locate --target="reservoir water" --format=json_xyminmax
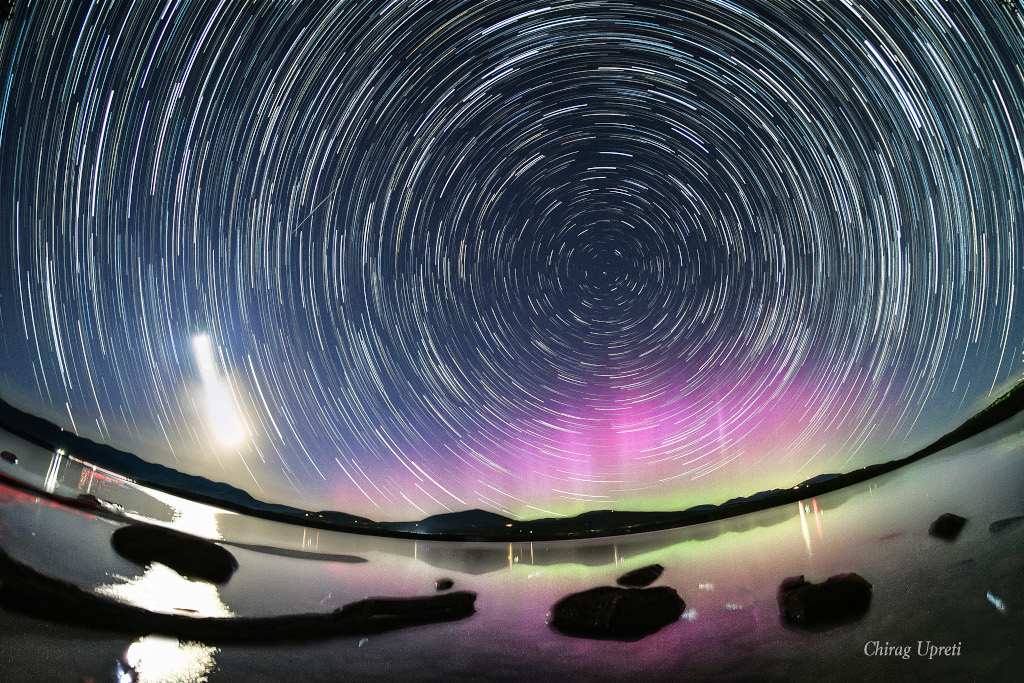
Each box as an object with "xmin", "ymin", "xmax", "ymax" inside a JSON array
[{"xmin": 1, "ymin": 416, "xmax": 1022, "ymax": 681}]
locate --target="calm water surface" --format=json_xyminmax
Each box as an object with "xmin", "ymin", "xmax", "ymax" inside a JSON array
[{"xmin": 0, "ymin": 418, "xmax": 1022, "ymax": 681}]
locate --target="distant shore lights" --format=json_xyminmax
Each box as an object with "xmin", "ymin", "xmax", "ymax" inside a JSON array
[{"xmin": 191, "ymin": 334, "xmax": 245, "ymax": 446}]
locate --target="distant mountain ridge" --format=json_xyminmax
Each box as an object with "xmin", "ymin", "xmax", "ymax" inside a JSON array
[{"xmin": 2, "ymin": 378, "xmax": 1023, "ymax": 541}]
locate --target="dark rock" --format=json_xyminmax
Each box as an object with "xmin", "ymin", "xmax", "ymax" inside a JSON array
[
  {"xmin": 778, "ymin": 573, "xmax": 872, "ymax": 627},
  {"xmin": 616, "ymin": 563, "xmax": 664, "ymax": 587},
  {"xmin": 550, "ymin": 586, "xmax": 685, "ymax": 640},
  {"xmin": 929, "ymin": 513, "xmax": 967, "ymax": 541},
  {"xmin": 989, "ymin": 516, "xmax": 1024, "ymax": 534},
  {"xmin": 335, "ymin": 592, "xmax": 476, "ymax": 633},
  {"xmin": 112, "ymin": 524, "xmax": 238, "ymax": 584},
  {"xmin": 435, "ymin": 578, "xmax": 454, "ymax": 591},
  {"xmin": 0, "ymin": 451, "xmax": 17, "ymax": 465}
]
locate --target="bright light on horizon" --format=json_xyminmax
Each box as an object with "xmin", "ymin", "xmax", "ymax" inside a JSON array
[{"xmin": 191, "ymin": 334, "xmax": 245, "ymax": 447}]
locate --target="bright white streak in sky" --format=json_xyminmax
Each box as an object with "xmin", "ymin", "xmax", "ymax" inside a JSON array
[{"xmin": 191, "ymin": 333, "xmax": 244, "ymax": 447}]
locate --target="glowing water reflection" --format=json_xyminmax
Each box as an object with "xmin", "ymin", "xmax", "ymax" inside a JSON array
[
  {"xmin": 124, "ymin": 635, "xmax": 218, "ymax": 683},
  {"xmin": 140, "ymin": 488, "xmax": 223, "ymax": 541},
  {"xmin": 99, "ymin": 559, "xmax": 229, "ymax": 683},
  {"xmin": 96, "ymin": 563, "xmax": 233, "ymax": 617}
]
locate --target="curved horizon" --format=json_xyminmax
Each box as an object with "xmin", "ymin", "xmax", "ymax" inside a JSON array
[{"xmin": 2, "ymin": 375, "xmax": 1021, "ymax": 542}]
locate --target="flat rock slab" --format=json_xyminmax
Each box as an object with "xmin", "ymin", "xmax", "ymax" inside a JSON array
[
  {"xmin": 778, "ymin": 573, "xmax": 872, "ymax": 627},
  {"xmin": 616, "ymin": 563, "xmax": 664, "ymax": 587},
  {"xmin": 550, "ymin": 585, "xmax": 685, "ymax": 640},
  {"xmin": 989, "ymin": 515, "xmax": 1024, "ymax": 534},
  {"xmin": 929, "ymin": 513, "xmax": 967, "ymax": 541},
  {"xmin": 112, "ymin": 524, "xmax": 238, "ymax": 584}
]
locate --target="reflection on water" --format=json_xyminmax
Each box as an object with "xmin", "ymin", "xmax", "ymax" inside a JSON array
[
  {"xmin": 97, "ymin": 527, "xmax": 229, "ymax": 683},
  {"xmin": 798, "ymin": 501, "xmax": 813, "ymax": 557},
  {"xmin": 0, "ymin": 417, "xmax": 1023, "ymax": 679},
  {"xmin": 986, "ymin": 591, "xmax": 1007, "ymax": 614},
  {"xmin": 96, "ymin": 563, "xmax": 233, "ymax": 617},
  {"xmin": 42, "ymin": 451, "xmax": 61, "ymax": 493},
  {"xmin": 138, "ymin": 488, "xmax": 222, "ymax": 541},
  {"xmin": 123, "ymin": 634, "xmax": 218, "ymax": 683}
]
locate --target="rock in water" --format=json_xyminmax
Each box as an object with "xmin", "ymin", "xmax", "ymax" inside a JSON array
[
  {"xmin": 112, "ymin": 524, "xmax": 238, "ymax": 584},
  {"xmin": 989, "ymin": 516, "xmax": 1024, "ymax": 534},
  {"xmin": 778, "ymin": 573, "xmax": 872, "ymax": 627},
  {"xmin": 550, "ymin": 586, "xmax": 685, "ymax": 640},
  {"xmin": 435, "ymin": 578, "xmax": 454, "ymax": 591},
  {"xmin": 335, "ymin": 592, "xmax": 477, "ymax": 633},
  {"xmin": 929, "ymin": 513, "xmax": 967, "ymax": 541},
  {"xmin": 616, "ymin": 563, "xmax": 664, "ymax": 587}
]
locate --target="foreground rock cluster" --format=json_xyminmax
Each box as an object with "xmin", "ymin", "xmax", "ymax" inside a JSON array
[{"xmin": 550, "ymin": 561, "xmax": 877, "ymax": 639}]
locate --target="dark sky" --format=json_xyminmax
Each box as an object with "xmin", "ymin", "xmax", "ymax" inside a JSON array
[{"xmin": 1, "ymin": 0, "xmax": 1022, "ymax": 521}]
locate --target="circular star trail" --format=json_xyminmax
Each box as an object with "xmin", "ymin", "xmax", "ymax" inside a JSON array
[{"xmin": 1, "ymin": 0, "xmax": 1023, "ymax": 520}]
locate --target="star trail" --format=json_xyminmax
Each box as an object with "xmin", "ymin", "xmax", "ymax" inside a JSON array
[{"xmin": 1, "ymin": 0, "xmax": 1022, "ymax": 521}]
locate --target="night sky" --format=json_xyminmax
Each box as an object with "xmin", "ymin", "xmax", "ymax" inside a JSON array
[{"xmin": 1, "ymin": 0, "xmax": 1022, "ymax": 521}]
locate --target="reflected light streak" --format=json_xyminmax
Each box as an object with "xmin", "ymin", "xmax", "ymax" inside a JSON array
[
  {"xmin": 43, "ymin": 453, "xmax": 60, "ymax": 493},
  {"xmin": 987, "ymin": 591, "xmax": 1008, "ymax": 614},
  {"xmin": 191, "ymin": 334, "xmax": 244, "ymax": 447},
  {"xmin": 798, "ymin": 501, "xmax": 813, "ymax": 557}
]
